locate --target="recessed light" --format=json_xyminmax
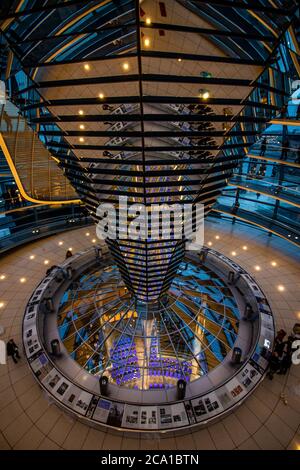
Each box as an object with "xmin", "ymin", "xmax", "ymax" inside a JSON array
[
  {"xmin": 29, "ymin": 255, "xmax": 35, "ymax": 260},
  {"xmin": 99, "ymin": 93, "xmax": 105, "ymax": 99},
  {"xmin": 0, "ymin": 275, "xmax": 6, "ymax": 280},
  {"xmin": 208, "ymin": 241, "xmax": 212, "ymax": 246},
  {"xmin": 79, "ymin": 137, "xmax": 85, "ymax": 143},
  {"xmin": 177, "ymin": 58, "xmax": 182, "ymax": 62},
  {"xmin": 44, "ymin": 260, "xmax": 49, "ymax": 265},
  {"xmin": 242, "ymin": 246, "xmax": 248, "ymax": 250},
  {"xmin": 215, "ymin": 235, "xmax": 220, "ymax": 240},
  {"xmin": 86, "ymin": 232, "xmax": 90, "ymax": 236},
  {"xmin": 199, "ymin": 89, "xmax": 210, "ymax": 99},
  {"xmin": 79, "ymin": 124, "xmax": 85, "ymax": 130},
  {"xmin": 122, "ymin": 62, "xmax": 129, "ymax": 71},
  {"xmin": 231, "ymin": 251, "xmax": 236, "ymax": 256},
  {"xmin": 20, "ymin": 278, "xmax": 26, "ymax": 283},
  {"xmin": 144, "ymin": 38, "xmax": 150, "ymax": 47},
  {"xmin": 58, "ymin": 241, "xmax": 63, "ymax": 246},
  {"xmin": 278, "ymin": 285, "xmax": 285, "ymax": 292},
  {"xmin": 0, "ymin": 302, "xmax": 4, "ymax": 308},
  {"xmin": 254, "ymin": 265, "xmax": 261, "ymax": 271},
  {"xmin": 84, "ymin": 64, "xmax": 90, "ymax": 71},
  {"xmin": 92, "ymin": 239, "xmax": 96, "ymax": 243},
  {"xmin": 145, "ymin": 17, "xmax": 151, "ymax": 25},
  {"xmin": 271, "ymin": 261, "xmax": 277, "ymax": 267},
  {"xmin": 68, "ymin": 247, "xmax": 73, "ymax": 251}
]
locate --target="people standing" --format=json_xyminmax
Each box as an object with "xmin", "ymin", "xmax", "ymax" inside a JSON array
[
  {"xmin": 260, "ymin": 137, "xmax": 267, "ymax": 157},
  {"xmin": 278, "ymin": 336, "xmax": 294, "ymax": 375},
  {"xmin": 6, "ymin": 339, "xmax": 21, "ymax": 364},
  {"xmin": 267, "ymin": 352, "xmax": 279, "ymax": 380}
]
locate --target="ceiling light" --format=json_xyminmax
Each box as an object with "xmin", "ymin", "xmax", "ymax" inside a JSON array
[
  {"xmin": 92, "ymin": 239, "xmax": 96, "ymax": 243},
  {"xmin": 254, "ymin": 265, "xmax": 261, "ymax": 271},
  {"xmin": 68, "ymin": 247, "xmax": 73, "ymax": 251},
  {"xmin": 177, "ymin": 58, "xmax": 182, "ymax": 62},
  {"xmin": 29, "ymin": 255, "xmax": 35, "ymax": 260},
  {"xmin": 278, "ymin": 285, "xmax": 285, "ymax": 292},
  {"xmin": 0, "ymin": 302, "xmax": 4, "ymax": 308},
  {"xmin": 79, "ymin": 124, "xmax": 85, "ymax": 130},
  {"xmin": 99, "ymin": 93, "xmax": 105, "ymax": 99},
  {"xmin": 78, "ymin": 110, "xmax": 84, "ymax": 115},
  {"xmin": 271, "ymin": 261, "xmax": 277, "ymax": 267},
  {"xmin": 199, "ymin": 89, "xmax": 210, "ymax": 99},
  {"xmin": 58, "ymin": 241, "xmax": 63, "ymax": 246},
  {"xmin": 242, "ymin": 246, "xmax": 248, "ymax": 250},
  {"xmin": 231, "ymin": 251, "xmax": 236, "ymax": 256},
  {"xmin": 44, "ymin": 260, "xmax": 49, "ymax": 265},
  {"xmin": 79, "ymin": 137, "xmax": 85, "ymax": 143},
  {"xmin": 208, "ymin": 241, "xmax": 212, "ymax": 246},
  {"xmin": 84, "ymin": 64, "xmax": 90, "ymax": 71},
  {"xmin": 86, "ymin": 232, "xmax": 90, "ymax": 236},
  {"xmin": 145, "ymin": 17, "xmax": 151, "ymax": 25},
  {"xmin": 215, "ymin": 235, "xmax": 220, "ymax": 240},
  {"xmin": 20, "ymin": 278, "xmax": 26, "ymax": 283},
  {"xmin": 0, "ymin": 275, "xmax": 6, "ymax": 280},
  {"xmin": 122, "ymin": 62, "xmax": 129, "ymax": 71},
  {"xmin": 144, "ymin": 38, "xmax": 150, "ymax": 47}
]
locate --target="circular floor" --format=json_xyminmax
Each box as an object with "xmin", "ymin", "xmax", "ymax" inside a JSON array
[{"xmin": 0, "ymin": 219, "xmax": 299, "ymax": 449}]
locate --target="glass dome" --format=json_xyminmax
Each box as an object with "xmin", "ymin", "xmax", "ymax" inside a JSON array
[{"xmin": 57, "ymin": 259, "xmax": 240, "ymax": 390}]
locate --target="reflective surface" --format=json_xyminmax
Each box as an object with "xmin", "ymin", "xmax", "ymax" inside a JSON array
[{"xmin": 58, "ymin": 259, "xmax": 239, "ymax": 390}]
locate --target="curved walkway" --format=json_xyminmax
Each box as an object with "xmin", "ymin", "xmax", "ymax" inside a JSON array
[{"xmin": 0, "ymin": 222, "xmax": 299, "ymax": 450}]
